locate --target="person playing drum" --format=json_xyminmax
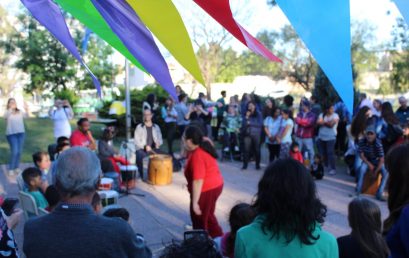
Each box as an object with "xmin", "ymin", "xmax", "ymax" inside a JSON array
[
  {"xmin": 134, "ymin": 109, "xmax": 163, "ymax": 179},
  {"xmin": 182, "ymin": 125, "xmax": 224, "ymax": 238}
]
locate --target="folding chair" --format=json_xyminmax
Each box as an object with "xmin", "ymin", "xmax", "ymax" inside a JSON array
[
  {"xmin": 18, "ymin": 191, "xmax": 39, "ymax": 220},
  {"xmin": 16, "ymin": 174, "xmax": 25, "ymax": 191}
]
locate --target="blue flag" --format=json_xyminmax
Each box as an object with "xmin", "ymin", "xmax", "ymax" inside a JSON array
[
  {"xmin": 275, "ymin": 0, "xmax": 354, "ymax": 112},
  {"xmin": 82, "ymin": 28, "xmax": 93, "ymax": 55},
  {"xmin": 394, "ymin": 0, "xmax": 409, "ymax": 25}
]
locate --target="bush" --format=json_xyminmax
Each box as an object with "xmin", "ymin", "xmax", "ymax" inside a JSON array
[
  {"xmin": 53, "ymin": 88, "xmax": 80, "ymax": 106},
  {"xmin": 98, "ymin": 84, "xmax": 170, "ymax": 136}
]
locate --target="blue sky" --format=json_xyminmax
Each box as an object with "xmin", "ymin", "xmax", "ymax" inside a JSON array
[{"xmin": 1, "ymin": 0, "xmax": 403, "ymax": 52}]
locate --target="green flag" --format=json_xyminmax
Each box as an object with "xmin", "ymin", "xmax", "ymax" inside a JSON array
[
  {"xmin": 55, "ymin": 0, "xmax": 146, "ymax": 72},
  {"xmin": 126, "ymin": 0, "xmax": 204, "ymax": 85}
]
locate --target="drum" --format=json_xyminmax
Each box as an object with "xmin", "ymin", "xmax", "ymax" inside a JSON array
[
  {"xmin": 97, "ymin": 190, "xmax": 119, "ymax": 207},
  {"xmin": 363, "ymin": 171, "xmax": 381, "ymax": 196},
  {"xmin": 99, "ymin": 178, "xmax": 113, "ymax": 190},
  {"xmin": 148, "ymin": 154, "xmax": 173, "ymax": 185},
  {"xmin": 120, "ymin": 165, "xmax": 137, "ymax": 189}
]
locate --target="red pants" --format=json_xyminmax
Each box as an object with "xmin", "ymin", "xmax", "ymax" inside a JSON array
[
  {"xmin": 190, "ymin": 185, "xmax": 223, "ymax": 238},
  {"xmin": 108, "ymin": 156, "xmax": 129, "ymax": 186}
]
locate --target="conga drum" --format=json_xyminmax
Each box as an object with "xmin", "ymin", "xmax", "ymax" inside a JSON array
[
  {"xmin": 148, "ymin": 154, "xmax": 173, "ymax": 185},
  {"xmin": 99, "ymin": 178, "xmax": 113, "ymax": 191},
  {"xmin": 120, "ymin": 165, "xmax": 137, "ymax": 189},
  {"xmin": 362, "ymin": 171, "xmax": 382, "ymax": 196}
]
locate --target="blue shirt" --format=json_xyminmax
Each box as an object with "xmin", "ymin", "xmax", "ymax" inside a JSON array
[
  {"xmin": 161, "ymin": 106, "xmax": 177, "ymax": 123},
  {"xmin": 264, "ymin": 116, "xmax": 282, "ymax": 144}
]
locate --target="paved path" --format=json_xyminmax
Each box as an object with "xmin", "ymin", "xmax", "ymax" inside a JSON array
[{"xmin": 1, "ymin": 158, "xmax": 389, "ymax": 258}]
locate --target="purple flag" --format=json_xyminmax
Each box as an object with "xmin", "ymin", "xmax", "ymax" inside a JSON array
[
  {"xmin": 20, "ymin": 0, "xmax": 101, "ymax": 96},
  {"xmin": 91, "ymin": 0, "xmax": 177, "ymax": 99}
]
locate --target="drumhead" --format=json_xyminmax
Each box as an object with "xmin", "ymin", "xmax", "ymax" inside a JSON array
[
  {"xmin": 119, "ymin": 165, "xmax": 137, "ymax": 171},
  {"xmin": 149, "ymin": 154, "xmax": 172, "ymax": 160},
  {"xmin": 100, "ymin": 178, "xmax": 113, "ymax": 184}
]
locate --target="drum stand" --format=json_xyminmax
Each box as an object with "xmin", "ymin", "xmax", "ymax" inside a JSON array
[{"xmin": 120, "ymin": 142, "xmax": 145, "ymax": 198}]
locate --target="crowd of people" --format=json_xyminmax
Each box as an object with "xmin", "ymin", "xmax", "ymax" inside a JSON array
[{"xmin": 2, "ymin": 87, "xmax": 409, "ymax": 257}]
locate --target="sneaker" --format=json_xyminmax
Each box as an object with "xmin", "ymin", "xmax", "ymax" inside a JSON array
[
  {"xmin": 14, "ymin": 168, "xmax": 22, "ymax": 175},
  {"xmin": 234, "ymin": 146, "xmax": 239, "ymax": 152},
  {"xmin": 184, "ymin": 224, "xmax": 193, "ymax": 230},
  {"xmin": 328, "ymin": 169, "xmax": 337, "ymax": 175},
  {"xmin": 223, "ymin": 147, "xmax": 229, "ymax": 152}
]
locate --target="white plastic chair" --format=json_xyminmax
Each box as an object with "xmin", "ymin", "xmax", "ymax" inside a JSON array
[
  {"xmin": 16, "ymin": 174, "xmax": 25, "ymax": 191},
  {"xmin": 18, "ymin": 191, "xmax": 39, "ymax": 220}
]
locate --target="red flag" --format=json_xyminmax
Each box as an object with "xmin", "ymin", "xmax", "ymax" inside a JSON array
[{"xmin": 194, "ymin": 0, "xmax": 281, "ymax": 63}]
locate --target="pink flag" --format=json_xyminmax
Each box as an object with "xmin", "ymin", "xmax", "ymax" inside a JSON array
[{"xmin": 194, "ymin": 0, "xmax": 281, "ymax": 63}]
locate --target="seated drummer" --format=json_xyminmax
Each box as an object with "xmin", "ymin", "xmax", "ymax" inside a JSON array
[{"xmin": 134, "ymin": 109, "xmax": 163, "ymax": 179}]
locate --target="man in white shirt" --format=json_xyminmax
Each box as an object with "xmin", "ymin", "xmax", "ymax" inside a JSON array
[{"xmin": 49, "ymin": 99, "xmax": 74, "ymax": 139}]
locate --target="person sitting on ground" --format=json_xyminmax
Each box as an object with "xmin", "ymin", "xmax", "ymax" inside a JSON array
[
  {"xmin": 310, "ymin": 154, "xmax": 324, "ymax": 180},
  {"xmin": 221, "ymin": 105, "xmax": 241, "ymax": 153},
  {"xmin": 44, "ymin": 185, "xmax": 60, "ymax": 212},
  {"xmin": 355, "ymin": 126, "xmax": 388, "ymax": 201},
  {"xmin": 235, "ymin": 159, "xmax": 338, "ymax": 258},
  {"xmin": 289, "ymin": 142, "xmax": 304, "ymax": 164},
  {"xmin": 337, "ymin": 198, "xmax": 389, "ymax": 258},
  {"xmin": 70, "ymin": 118, "xmax": 96, "ymax": 150},
  {"xmin": 22, "ymin": 167, "xmax": 49, "ymax": 210},
  {"xmin": 91, "ymin": 192, "xmax": 102, "ymax": 214},
  {"xmin": 134, "ymin": 109, "xmax": 163, "ymax": 179},
  {"xmin": 214, "ymin": 203, "xmax": 256, "ymax": 258},
  {"xmin": 24, "ymin": 147, "xmax": 152, "ymax": 258},
  {"xmin": 32, "ymin": 151, "xmax": 51, "ymax": 192},
  {"xmin": 383, "ymin": 144, "xmax": 409, "ymax": 258},
  {"xmin": 160, "ymin": 235, "xmax": 222, "ymax": 258}
]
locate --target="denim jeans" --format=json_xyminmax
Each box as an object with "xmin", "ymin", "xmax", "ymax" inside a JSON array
[
  {"xmin": 317, "ymin": 139, "xmax": 336, "ymax": 170},
  {"xmin": 6, "ymin": 133, "xmax": 25, "ymax": 170},
  {"xmin": 356, "ymin": 162, "xmax": 388, "ymax": 198},
  {"xmin": 295, "ymin": 137, "xmax": 315, "ymax": 160}
]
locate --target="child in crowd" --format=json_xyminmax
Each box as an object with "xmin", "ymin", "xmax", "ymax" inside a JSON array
[
  {"xmin": 221, "ymin": 105, "xmax": 241, "ymax": 152},
  {"xmin": 214, "ymin": 203, "xmax": 256, "ymax": 258},
  {"xmin": 32, "ymin": 151, "xmax": 51, "ymax": 192},
  {"xmin": 22, "ymin": 167, "xmax": 48, "ymax": 209},
  {"xmin": 44, "ymin": 185, "xmax": 60, "ymax": 211},
  {"xmin": 310, "ymin": 154, "xmax": 324, "ymax": 180},
  {"xmin": 289, "ymin": 142, "xmax": 303, "ymax": 164},
  {"xmin": 91, "ymin": 192, "xmax": 102, "ymax": 214}
]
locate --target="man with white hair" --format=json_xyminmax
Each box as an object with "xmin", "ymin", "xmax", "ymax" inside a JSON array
[
  {"xmin": 23, "ymin": 147, "xmax": 152, "ymax": 258},
  {"xmin": 396, "ymin": 96, "xmax": 409, "ymax": 126}
]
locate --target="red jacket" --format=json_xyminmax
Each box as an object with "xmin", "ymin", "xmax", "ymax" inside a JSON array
[
  {"xmin": 295, "ymin": 111, "xmax": 316, "ymax": 139},
  {"xmin": 290, "ymin": 151, "xmax": 304, "ymax": 164}
]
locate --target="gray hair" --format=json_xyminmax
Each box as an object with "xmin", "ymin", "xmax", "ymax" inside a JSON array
[
  {"xmin": 399, "ymin": 96, "xmax": 407, "ymax": 103},
  {"xmin": 55, "ymin": 147, "xmax": 101, "ymax": 198}
]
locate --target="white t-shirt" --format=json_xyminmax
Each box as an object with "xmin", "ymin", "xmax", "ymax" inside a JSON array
[
  {"xmin": 280, "ymin": 118, "xmax": 294, "ymax": 144},
  {"xmin": 318, "ymin": 113, "xmax": 339, "ymax": 141},
  {"xmin": 5, "ymin": 110, "xmax": 25, "ymax": 135},
  {"xmin": 50, "ymin": 108, "xmax": 73, "ymax": 138}
]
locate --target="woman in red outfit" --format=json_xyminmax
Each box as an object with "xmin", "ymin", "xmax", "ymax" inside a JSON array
[{"xmin": 183, "ymin": 125, "xmax": 224, "ymax": 238}]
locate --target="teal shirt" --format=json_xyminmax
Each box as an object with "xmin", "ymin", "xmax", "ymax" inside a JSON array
[
  {"xmin": 235, "ymin": 216, "xmax": 338, "ymax": 258},
  {"xmin": 28, "ymin": 191, "xmax": 49, "ymax": 209}
]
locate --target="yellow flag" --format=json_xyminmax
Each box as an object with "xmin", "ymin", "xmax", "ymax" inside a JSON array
[{"xmin": 126, "ymin": 0, "xmax": 205, "ymax": 86}]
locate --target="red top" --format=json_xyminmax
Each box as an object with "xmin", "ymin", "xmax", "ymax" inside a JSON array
[
  {"xmin": 290, "ymin": 150, "xmax": 304, "ymax": 164},
  {"xmin": 70, "ymin": 130, "xmax": 91, "ymax": 148},
  {"xmin": 185, "ymin": 147, "xmax": 223, "ymax": 193}
]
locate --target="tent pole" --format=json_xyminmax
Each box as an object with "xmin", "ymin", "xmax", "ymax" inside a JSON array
[{"xmin": 125, "ymin": 59, "xmax": 131, "ymax": 141}]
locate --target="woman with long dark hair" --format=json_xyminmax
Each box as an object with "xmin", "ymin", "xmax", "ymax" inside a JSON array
[
  {"xmin": 241, "ymin": 101, "xmax": 263, "ymax": 170},
  {"xmin": 337, "ymin": 198, "xmax": 389, "ymax": 258},
  {"xmin": 350, "ymin": 106, "xmax": 372, "ymax": 141},
  {"xmin": 183, "ymin": 126, "xmax": 224, "ymax": 238},
  {"xmin": 384, "ymin": 144, "xmax": 409, "ymax": 257},
  {"xmin": 381, "ymin": 102, "xmax": 402, "ymax": 154},
  {"xmin": 161, "ymin": 97, "xmax": 178, "ymax": 155},
  {"xmin": 235, "ymin": 159, "xmax": 337, "ymax": 257},
  {"xmin": 5, "ymin": 98, "xmax": 26, "ymax": 176}
]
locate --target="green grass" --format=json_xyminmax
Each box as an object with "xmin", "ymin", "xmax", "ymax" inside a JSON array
[{"xmin": 0, "ymin": 118, "xmax": 105, "ymax": 165}]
